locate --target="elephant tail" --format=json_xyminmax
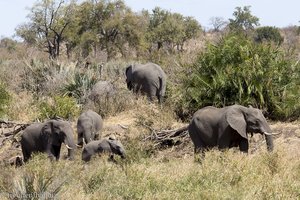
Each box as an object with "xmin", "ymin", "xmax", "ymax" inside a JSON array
[{"xmin": 158, "ymin": 76, "xmax": 166, "ymax": 96}]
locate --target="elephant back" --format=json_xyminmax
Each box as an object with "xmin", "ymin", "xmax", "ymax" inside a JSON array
[
  {"xmin": 77, "ymin": 110, "xmax": 103, "ymax": 134},
  {"xmin": 88, "ymin": 81, "xmax": 115, "ymax": 102}
]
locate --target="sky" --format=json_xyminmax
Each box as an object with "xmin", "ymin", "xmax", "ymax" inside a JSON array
[{"xmin": 0, "ymin": 0, "xmax": 299, "ymax": 38}]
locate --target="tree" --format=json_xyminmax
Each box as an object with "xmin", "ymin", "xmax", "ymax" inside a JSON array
[
  {"xmin": 228, "ymin": 6, "xmax": 260, "ymax": 33},
  {"xmin": 254, "ymin": 26, "xmax": 283, "ymax": 45},
  {"xmin": 146, "ymin": 7, "xmax": 201, "ymax": 52},
  {"xmin": 16, "ymin": 0, "xmax": 77, "ymax": 59},
  {"xmin": 209, "ymin": 17, "xmax": 227, "ymax": 32},
  {"xmin": 146, "ymin": 7, "xmax": 169, "ymax": 51},
  {"xmin": 78, "ymin": 0, "xmax": 145, "ymax": 60}
]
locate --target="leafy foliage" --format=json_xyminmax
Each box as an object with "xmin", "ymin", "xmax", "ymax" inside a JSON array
[
  {"xmin": 17, "ymin": 1, "xmax": 201, "ymax": 60},
  {"xmin": 180, "ymin": 34, "xmax": 300, "ymax": 120},
  {"xmin": 228, "ymin": 6, "xmax": 260, "ymax": 33},
  {"xmin": 63, "ymin": 70, "xmax": 97, "ymax": 104},
  {"xmin": 146, "ymin": 7, "xmax": 201, "ymax": 52},
  {"xmin": 254, "ymin": 26, "xmax": 284, "ymax": 45},
  {"xmin": 38, "ymin": 95, "xmax": 80, "ymax": 120}
]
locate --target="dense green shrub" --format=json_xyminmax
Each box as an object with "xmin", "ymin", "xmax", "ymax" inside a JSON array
[
  {"xmin": 254, "ymin": 26, "xmax": 283, "ymax": 45},
  {"xmin": 179, "ymin": 34, "xmax": 300, "ymax": 120},
  {"xmin": 63, "ymin": 70, "xmax": 97, "ymax": 104},
  {"xmin": 0, "ymin": 83, "xmax": 10, "ymax": 117},
  {"xmin": 38, "ymin": 95, "xmax": 80, "ymax": 120}
]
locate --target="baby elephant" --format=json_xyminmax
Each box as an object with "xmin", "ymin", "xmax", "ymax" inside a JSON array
[
  {"xmin": 77, "ymin": 110, "xmax": 103, "ymax": 146},
  {"xmin": 82, "ymin": 138, "xmax": 126, "ymax": 162}
]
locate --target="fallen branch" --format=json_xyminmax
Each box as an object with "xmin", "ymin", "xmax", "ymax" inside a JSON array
[
  {"xmin": 0, "ymin": 120, "xmax": 30, "ymax": 146},
  {"xmin": 0, "ymin": 119, "xmax": 29, "ymax": 128},
  {"xmin": 142, "ymin": 124, "xmax": 189, "ymax": 147},
  {"xmin": 118, "ymin": 124, "xmax": 129, "ymax": 129}
]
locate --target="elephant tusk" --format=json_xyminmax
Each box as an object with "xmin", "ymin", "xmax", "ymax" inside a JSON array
[
  {"xmin": 270, "ymin": 132, "xmax": 281, "ymax": 135},
  {"xmin": 65, "ymin": 144, "xmax": 73, "ymax": 150},
  {"xmin": 76, "ymin": 144, "xmax": 83, "ymax": 148},
  {"xmin": 264, "ymin": 132, "xmax": 281, "ymax": 136},
  {"xmin": 263, "ymin": 132, "xmax": 273, "ymax": 136}
]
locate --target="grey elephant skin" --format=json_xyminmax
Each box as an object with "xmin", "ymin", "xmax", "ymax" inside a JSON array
[
  {"xmin": 82, "ymin": 138, "xmax": 126, "ymax": 162},
  {"xmin": 77, "ymin": 110, "xmax": 103, "ymax": 146},
  {"xmin": 88, "ymin": 81, "xmax": 115, "ymax": 102},
  {"xmin": 125, "ymin": 62, "xmax": 167, "ymax": 103},
  {"xmin": 188, "ymin": 105, "xmax": 274, "ymax": 154},
  {"xmin": 20, "ymin": 119, "xmax": 76, "ymax": 162}
]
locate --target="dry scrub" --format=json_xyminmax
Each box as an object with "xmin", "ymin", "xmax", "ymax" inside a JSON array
[{"xmin": 0, "ymin": 103, "xmax": 299, "ymax": 199}]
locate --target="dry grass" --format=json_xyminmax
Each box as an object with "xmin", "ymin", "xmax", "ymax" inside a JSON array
[
  {"xmin": 0, "ymin": 103, "xmax": 300, "ymax": 199},
  {"xmin": 0, "ymin": 36, "xmax": 300, "ymax": 199}
]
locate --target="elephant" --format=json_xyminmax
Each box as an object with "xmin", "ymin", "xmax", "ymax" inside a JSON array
[
  {"xmin": 77, "ymin": 110, "xmax": 103, "ymax": 146},
  {"xmin": 82, "ymin": 138, "xmax": 126, "ymax": 162},
  {"xmin": 188, "ymin": 105, "xmax": 274, "ymax": 155},
  {"xmin": 125, "ymin": 62, "xmax": 167, "ymax": 103},
  {"xmin": 88, "ymin": 81, "xmax": 116, "ymax": 102},
  {"xmin": 20, "ymin": 119, "xmax": 76, "ymax": 162}
]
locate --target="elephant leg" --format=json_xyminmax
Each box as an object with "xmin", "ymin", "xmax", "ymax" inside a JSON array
[
  {"xmin": 22, "ymin": 148, "xmax": 31, "ymax": 163},
  {"xmin": 194, "ymin": 146, "xmax": 205, "ymax": 163},
  {"xmin": 239, "ymin": 139, "xmax": 249, "ymax": 153},
  {"xmin": 147, "ymin": 95, "xmax": 154, "ymax": 102},
  {"xmin": 82, "ymin": 150, "xmax": 91, "ymax": 162},
  {"xmin": 108, "ymin": 154, "xmax": 117, "ymax": 163},
  {"xmin": 157, "ymin": 95, "xmax": 163, "ymax": 104},
  {"xmin": 48, "ymin": 145, "xmax": 60, "ymax": 161},
  {"xmin": 77, "ymin": 132, "xmax": 84, "ymax": 146}
]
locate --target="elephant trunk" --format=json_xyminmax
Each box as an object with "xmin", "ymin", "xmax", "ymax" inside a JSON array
[
  {"xmin": 261, "ymin": 123, "xmax": 274, "ymax": 152},
  {"xmin": 64, "ymin": 137, "xmax": 76, "ymax": 160},
  {"xmin": 264, "ymin": 134, "xmax": 274, "ymax": 152},
  {"xmin": 84, "ymin": 133, "xmax": 92, "ymax": 144}
]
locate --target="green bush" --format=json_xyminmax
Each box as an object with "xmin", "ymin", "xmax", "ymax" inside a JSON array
[
  {"xmin": 0, "ymin": 83, "xmax": 11, "ymax": 117},
  {"xmin": 63, "ymin": 71, "xmax": 97, "ymax": 103},
  {"xmin": 38, "ymin": 95, "xmax": 80, "ymax": 120},
  {"xmin": 179, "ymin": 34, "xmax": 300, "ymax": 120},
  {"xmin": 254, "ymin": 26, "xmax": 283, "ymax": 45}
]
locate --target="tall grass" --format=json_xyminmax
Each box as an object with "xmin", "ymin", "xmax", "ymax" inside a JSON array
[{"xmin": 0, "ymin": 141, "xmax": 299, "ymax": 200}]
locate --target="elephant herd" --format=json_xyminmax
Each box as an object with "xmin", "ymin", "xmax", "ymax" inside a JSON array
[
  {"xmin": 20, "ymin": 110, "xmax": 125, "ymax": 163},
  {"xmin": 17, "ymin": 62, "xmax": 275, "ymax": 165}
]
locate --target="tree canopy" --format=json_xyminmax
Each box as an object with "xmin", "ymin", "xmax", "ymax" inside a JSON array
[{"xmin": 16, "ymin": 0, "xmax": 202, "ymax": 60}]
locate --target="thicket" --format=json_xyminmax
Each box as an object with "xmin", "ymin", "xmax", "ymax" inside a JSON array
[
  {"xmin": 0, "ymin": 3, "xmax": 300, "ymax": 123},
  {"xmin": 0, "ymin": 83, "xmax": 10, "ymax": 117},
  {"xmin": 179, "ymin": 33, "xmax": 300, "ymax": 120}
]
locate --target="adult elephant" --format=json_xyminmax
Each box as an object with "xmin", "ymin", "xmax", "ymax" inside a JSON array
[
  {"xmin": 188, "ymin": 105, "xmax": 274, "ymax": 155},
  {"xmin": 125, "ymin": 62, "xmax": 167, "ymax": 103},
  {"xmin": 82, "ymin": 138, "xmax": 126, "ymax": 162},
  {"xmin": 20, "ymin": 119, "xmax": 76, "ymax": 162},
  {"xmin": 77, "ymin": 110, "xmax": 103, "ymax": 146}
]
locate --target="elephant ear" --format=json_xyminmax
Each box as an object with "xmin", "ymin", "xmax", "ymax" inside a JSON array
[
  {"xmin": 125, "ymin": 65, "xmax": 133, "ymax": 78},
  {"xmin": 226, "ymin": 108, "xmax": 247, "ymax": 139},
  {"xmin": 41, "ymin": 121, "xmax": 53, "ymax": 142},
  {"xmin": 107, "ymin": 139, "xmax": 120, "ymax": 152}
]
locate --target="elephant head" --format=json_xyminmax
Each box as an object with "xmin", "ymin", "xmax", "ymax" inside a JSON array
[
  {"xmin": 125, "ymin": 65, "xmax": 133, "ymax": 90},
  {"xmin": 107, "ymin": 138, "xmax": 126, "ymax": 159},
  {"xmin": 226, "ymin": 105, "xmax": 273, "ymax": 151},
  {"xmin": 41, "ymin": 120, "xmax": 76, "ymax": 160}
]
